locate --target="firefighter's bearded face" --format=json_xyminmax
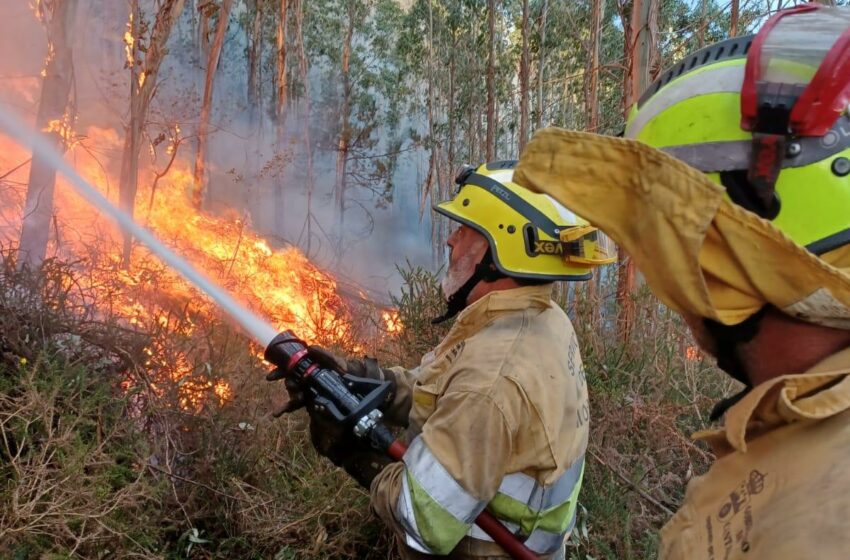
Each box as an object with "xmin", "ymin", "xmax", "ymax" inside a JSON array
[{"xmin": 442, "ymin": 224, "xmax": 490, "ymax": 301}]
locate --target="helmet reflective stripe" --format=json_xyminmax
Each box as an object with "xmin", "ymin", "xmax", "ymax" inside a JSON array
[
  {"xmin": 460, "ymin": 172, "xmax": 565, "ymax": 239},
  {"xmin": 662, "ymin": 117, "xmax": 850, "ymax": 173},
  {"xmin": 435, "ymin": 161, "xmax": 611, "ymax": 281},
  {"xmin": 549, "ymin": 196, "xmax": 579, "ymax": 227},
  {"xmin": 627, "ymin": 7, "xmax": 850, "ymax": 261},
  {"xmin": 628, "ymin": 63, "xmax": 747, "ymax": 139}
]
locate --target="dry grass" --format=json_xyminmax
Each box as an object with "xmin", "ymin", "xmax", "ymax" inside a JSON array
[{"xmin": 0, "ymin": 253, "xmax": 742, "ymax": 559}]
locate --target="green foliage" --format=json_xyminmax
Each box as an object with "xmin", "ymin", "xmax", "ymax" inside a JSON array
[
  {"xmin": 0, "ymin": 254, "xmax": 393, "ymax": 559},
  {"xmin": 387, "ymin": 261, "xmax": 451, "ymax": 367}
]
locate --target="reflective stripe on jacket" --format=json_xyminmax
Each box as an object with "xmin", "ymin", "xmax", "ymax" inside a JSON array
[
  {"xmin": 660, "ymin": 347, "xmax": 850, "ymax": 559},
  {"xmin": 370, "ymin": 284, "xmax": 589, "ymax": 559}
]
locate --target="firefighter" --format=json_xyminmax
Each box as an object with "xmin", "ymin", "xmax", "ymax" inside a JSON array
[
  {"xmin": 512, "ymin": 5, "xmax": 850, "ymax": 558},
  {"xmin": 270, "ymin": 161, "xmax": 613, "ymax": 559}
]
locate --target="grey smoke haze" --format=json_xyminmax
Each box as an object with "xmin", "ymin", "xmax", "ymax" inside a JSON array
[{"xmin": 0, "ymin": 0, "xmax": 436, "ymax": 303}]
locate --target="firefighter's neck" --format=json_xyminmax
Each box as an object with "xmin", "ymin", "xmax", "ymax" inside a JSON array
[
  {"xmin": 739, "ymin": 307, "xmax": 850, "ymax": 386},
  {"xmin": 467, "ymin": 277, "xmax": 523, "ymax": 306}
]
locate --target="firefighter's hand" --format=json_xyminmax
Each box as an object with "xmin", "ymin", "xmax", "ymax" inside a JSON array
[
  {"xmin": 308, "ymin": 408, "xmax": 391, "ymax": 488},
  {"xmin": 307, "ymin": 346, "xmax": 389, "ymax": 383},
  {"xmin": 265, "ymin": 370, "xmax": 307, "ymax": 417}
]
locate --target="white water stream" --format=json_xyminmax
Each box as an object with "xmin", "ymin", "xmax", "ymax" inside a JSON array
[{"xmin": 0, "ymin": 108, "xmax": 279, "ymax": 347}]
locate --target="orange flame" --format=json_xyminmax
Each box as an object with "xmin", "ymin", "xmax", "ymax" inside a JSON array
[
  {"xmin": 382, "ymin": 310, "xmax": 403, "ymax": 334},
  {"xmin": 0, "ymin": 122, "xmax": 390, "ymax": 411}
]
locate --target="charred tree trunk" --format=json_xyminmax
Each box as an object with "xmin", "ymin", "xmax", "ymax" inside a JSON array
[
  {"xmin": 518, "ymin": 0, "xmax": 530, "ymax": 152},
  {"xmin": 193, "ymin": 0, "xmax": 233, "ymax": 210},
  {"xmin": 119, "ymin": 0, "xmax": 185, "ymax": 265},
  {"xmin": 18, "ymin": 0, "xmax": 78, "ymax": 269},
  {"xmin": 485, "ymin": 0, "xmax": 496, "ymax": 161},
  {"xmin": 334, "ymin": 0, "xmax": 354, "ymax": 234}
]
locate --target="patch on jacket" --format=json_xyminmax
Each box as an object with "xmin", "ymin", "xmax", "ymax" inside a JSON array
[{"xmin": 445, "ymin": 341, "xmax": 465, "ymax": 365}]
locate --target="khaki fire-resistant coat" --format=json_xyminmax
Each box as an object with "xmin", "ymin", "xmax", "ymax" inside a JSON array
[
  {"xmin": 660, "ymin": 347, "xmax": 850, "ymax": 559},
  {"xmin": 369, "ymin": 284, "xmax": 589, "ymax": 559},
  {"xmin": 508, "ymin": 125, "xmax": 850, "ymax": 560}
]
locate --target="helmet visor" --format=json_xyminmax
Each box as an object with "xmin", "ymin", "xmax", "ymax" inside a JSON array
[
  {"xmin": 743, "ymin": 5, "xmax": 850, "ymax": 136},
  {"xmin": 560, "ymin": 226, "xmax": 617, "ymax": 267}
]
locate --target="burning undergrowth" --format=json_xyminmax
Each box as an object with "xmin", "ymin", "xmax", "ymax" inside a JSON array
[
  {"xmin": 0, "ymin": 248, "xmax": 398, "ymax": 558},
  {"xmin": 0, "ymin": 119, "xmax": 402, "ymax": 556},
  {"xmin": 1, "ymin": 122, "xmax": 402, "ymax": 411}
]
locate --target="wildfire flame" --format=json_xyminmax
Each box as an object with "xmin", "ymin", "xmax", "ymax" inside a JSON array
[
  {"xmin": 382, "ymin": 310, "xmax": 403, "ymax": 334},
  {"xmin": 0, "ymin": 121, "xmax": 401, "ymax": 411},
  {"xmin": 43, "ymin": 115, "xmax": 76, "ymax": 146},
  {"xmin": 685, "ymin": 346, "xmax": 701, "ymax": 361}
]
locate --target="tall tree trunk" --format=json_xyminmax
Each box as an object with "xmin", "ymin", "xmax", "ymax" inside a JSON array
[
  {"xmin": 335, "ymin": 0, "xmax": 354, "ymax": 235},
  {"xmin": 293, "ymin": 0, "xmax": 315, "ymax": 255},
  {"xmin": 617, "ymin": 0, "xmax": 657, "ymax": 339},
  {"xmin": 485, "ymin": 0, "xmax": 496, "ymax": 161},
  {"xmin": 730, "ymin": 0, "xmax": 739, "ymax": 36},
  {"xmin": 424, "ymin": 0, "xmax": 440, "ymax": 263},
  {"xmin": 447, "ymin": 33, "xmax": 457, "ymax": 175},
  {"xmin": 518, "ymin": 0, "xmax": 530, "ymax": 152},
  {"xmin": 247, "ymin": 0, "xmax": 263, "ymax": 114},
  {"xmin": 274, "ymin": 0, "xmax": 289, "ymax": 235},
  {"xmin": 536, "ymin": 0, "xmax": 548, "ymax": 129},
  {"xmin": 18, "ymin": 0, "xmax": 78, "ymax": 269},
  {"xmin": 276, "ymin": 0, "xmax": 288, "ymax": 134},
  {"xmin": 697, "ymin": 0, "xmax": 707, "ymax": 49},
  {"xmin": 585, "ymin": 0, "xmax": 603, "ymax": 133},
  {"xmin": 120, "ymin": 0, "xmax": 185, "ymax": 265},
  {"xmin": 199, "ymin": 0, "xmax": 211, "ymax": 61},
  {"xmin": 193, "ymin": 0, "xmax": 233, "ymax": 210}
]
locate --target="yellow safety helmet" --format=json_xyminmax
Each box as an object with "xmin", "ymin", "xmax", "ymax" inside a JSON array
[
  {"xmin": 434, "ymin": 161, "xmax": 615, "ymax": 282},
  {"xmin": 626, "ymin": 5, "xmax": 850, "ymax": 259}
]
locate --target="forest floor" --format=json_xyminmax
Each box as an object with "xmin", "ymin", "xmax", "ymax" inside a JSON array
[{"xmin": 0, "ymin": 254, "xmax": 738, "ymax": 559}]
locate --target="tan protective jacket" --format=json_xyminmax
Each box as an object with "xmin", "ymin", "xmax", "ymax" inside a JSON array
[
  {"xmin": 661, "ymin": 347, "xmax": 850, "ymax": 559},
  {"xmin": 370, "ymin": 284, "xmax": 588, "ymax": 559}
]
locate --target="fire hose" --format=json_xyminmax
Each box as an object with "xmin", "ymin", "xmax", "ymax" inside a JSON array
[
  {"xmin": 0, "ymin": 108, "xmax": 539, "ymax": 560},
  {"xmin": 264, "ymin": 331, "xmax": 539, "ymax": 560}
]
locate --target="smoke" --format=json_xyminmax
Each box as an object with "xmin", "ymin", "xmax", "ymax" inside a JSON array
[{"xmin": 0, "ymin": 0, "xmax": 434, "ymax": 303}]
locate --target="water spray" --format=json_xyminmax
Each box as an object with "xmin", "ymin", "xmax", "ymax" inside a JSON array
[
  {"xmin": 0, "ymin": 108, "xmax": 536, "ymax": 560},
  {"xmin": 0, "ymin": 109, "xmax": 278, "ymax": 347}
]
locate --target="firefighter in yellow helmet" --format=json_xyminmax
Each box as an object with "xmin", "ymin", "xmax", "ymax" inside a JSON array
[
  {"xmin": 270, "ymin": 161, "xmax": 612, "ymax": 559},
  {"xmin": 513, "ymin": 5, "xmax": 850, "ymax": 559}
]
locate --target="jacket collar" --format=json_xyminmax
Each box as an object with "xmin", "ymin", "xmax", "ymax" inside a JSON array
[
  {"xmin": 694, "ymin": 346, "xmax": 850, "ymax": 456},
  {"xmin": 433, "ymin": 284, "xmax": 555, "ymax": 355}
]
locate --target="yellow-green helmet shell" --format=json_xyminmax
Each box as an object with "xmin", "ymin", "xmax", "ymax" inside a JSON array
[
  {"xmin": 626, "ymin": 36, "xmax": 850, "ymax": 256},
  {"xmin": 434, "ymin": 161, "xmax": 614, "ymax": 281}
]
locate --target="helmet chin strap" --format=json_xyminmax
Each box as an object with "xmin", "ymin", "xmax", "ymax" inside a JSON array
[
  {"xmin": 432, "ymin": 250, "xmax": 505, "ymax": 325},
  {"xmin": 704, "ymin": 307, "xmax": 767, "ymax": 420}
]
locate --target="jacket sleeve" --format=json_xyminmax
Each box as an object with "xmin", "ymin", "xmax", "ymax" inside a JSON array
[
  {"xmin": 370, "ymin": 389, "xmax": 514, "ymax": 555},
  {"xmin": 380, "ymin": 366, "xmax": 416, "ymax": 427}
]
